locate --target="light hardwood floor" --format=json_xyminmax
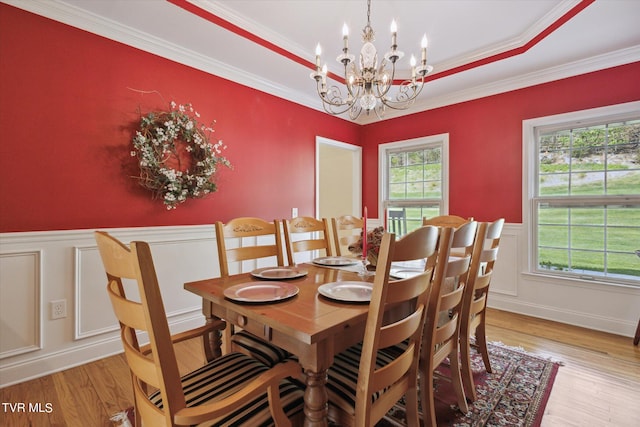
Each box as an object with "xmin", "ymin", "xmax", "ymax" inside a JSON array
[{"xmin": 1, "ymin": 308, "xmax": 639, "ymax": 427}]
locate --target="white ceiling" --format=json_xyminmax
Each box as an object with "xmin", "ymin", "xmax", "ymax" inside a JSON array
[{"xmin": 6, "ymin": 0, "xmax": 640, "ymax": 124}]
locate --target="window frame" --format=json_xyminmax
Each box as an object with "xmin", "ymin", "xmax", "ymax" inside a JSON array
[
  {"xmin": 378, "ymin": 134, "xmax": 449, "ymax": 230},
  {"xmin": 523, "ymin": 101, "xmax": 640, "ymax": 287}
]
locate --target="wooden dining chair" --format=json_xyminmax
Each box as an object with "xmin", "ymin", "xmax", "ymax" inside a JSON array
[
  {"xmin": 215, "ymin": 217, "xmax": 291, "ymax": 366},
  {"xmin": 282, "ymin": 216, "xmax": 332, "ymax": 265},
  {"xmin": 331, "ymin": 215, "xmax": 364, "ymax": 257},
  {"xmin": 94, "ymin": 231, "xmax": 304, "ymax": 427},
  {"xmin": 215, "ymin": 217, "xmax": 285, "ymax": 277},
  {"xmin": 388, "ymin": 208, "xmax": 408, "ymax": 236},
  {"xmin": 459, "ymin": 218, "xmax": 504, "ymax": 401},
  {"xmin": 325, "ymin": 226, "xmax": 439, "ymax": 427},
  {"xmin": 419, "ymin": 221, "xmax": 477, "ymax": 425},
  {"xmin": 422, "ymin": 214, "xmax": 473, "ymax": 228}
]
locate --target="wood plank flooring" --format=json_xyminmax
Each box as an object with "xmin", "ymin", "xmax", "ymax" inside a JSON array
[{"xmin": 1, "ymin": 308, "xmax": 639, "ymax": 426}]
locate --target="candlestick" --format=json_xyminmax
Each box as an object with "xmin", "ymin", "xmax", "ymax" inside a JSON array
[{"xmin": 362, "ymin": 207, "xmax": 368, "ymax": 259}]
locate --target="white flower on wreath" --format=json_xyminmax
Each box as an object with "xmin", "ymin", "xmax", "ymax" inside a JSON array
[{"xmin": 130, "ymin": 101, "xmax": 231, "ymax": 209}]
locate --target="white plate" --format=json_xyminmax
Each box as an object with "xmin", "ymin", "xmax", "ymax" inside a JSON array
[
  {"xmin": 389, "ymin": 268, "xmax": 423, "ymax": 279},
  {"xmin": 312, "ymin": 256, "xmax": 359, "ymax": 267},
  {"xmin": 250, "ymin": 266, "xmax": 308, "ymax": 280},
  {"xmin": 223, "ymin": 282, "xmax": 299, "ymax": 303},
  {"xmin": 318, "ymin": 281, "xmax": 373, "ymax": 302}
]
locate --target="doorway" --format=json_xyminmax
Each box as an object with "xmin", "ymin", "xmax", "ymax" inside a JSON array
[{"xmin": 316, "ymin": 137, "xmax": 362, "ymax": 220}]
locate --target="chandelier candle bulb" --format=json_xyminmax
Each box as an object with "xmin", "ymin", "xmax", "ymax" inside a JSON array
[
  {"xmin": 410, "ymin": 55, "xmax": 416, "ymax": 78},
  {"xmin": 321, "ymin": 64, "xmax": 327, "ymax": 92},
  {"xmin": 315, "ymin": 44, "xmax": 322, "ymax": 69},
  {"xmin": 343, "ymin": 23, "xmax": 349, "ymax": 50},
  {"xmin": 421, "ymin": 34, "xmax": 428, "ymax": 63},
  {"xmin": 390, "ymin": 19, "xmax": 398, "ymax": 47}
]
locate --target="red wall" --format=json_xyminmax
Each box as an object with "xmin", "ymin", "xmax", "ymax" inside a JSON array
[
  {"xmin": 0, "ymin": 4, "xmax": 360, "ymax": 232},
  {"xmin": 1, "ymin": 4, "xmax": 639, "ymax": 233},
  {"xmin": 362, "ymin": 62, "xmax": 640, "ymax": 222}
]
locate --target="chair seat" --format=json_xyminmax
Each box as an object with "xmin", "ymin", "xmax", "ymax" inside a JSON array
[
  {"xmin": 149, "ymin": 352, "xmax": 304, "ymax": 426},
  {"xmin": 231, "ymin": 330, "xmax": 291, "ymax": 367},
  {"xmin": 326, "ymin": 342, "xmax": 397, "ymax": 414}
]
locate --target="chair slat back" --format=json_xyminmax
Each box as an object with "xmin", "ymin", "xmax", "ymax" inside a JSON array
[
  {"xmin": 331, "ymin": 215, "xmax": 364, "ymax": 256},
  {"xmin": 355, "ymin": 225, "xmax": 439, "ymax": 426},
  {"xmin": 95, "ymin": 231, "xmax": 185, "ymax": 426},
  {"xmin": 459, "ymin": 218, "xmax": 504, "ymax": 401},
  {"xmin": 216, "ymin": 217, "xmax": 284, "ymax": 277},
  {"xmin": 283, "ymin": 216, "xmax": 332, "ymax": 265},
  {"xmin": 419, "ymin": 221, "xmax": 477, "ymax": 423},
  {"xmin": 465, "ymin": 219, "xmax": 503, "ymax": 300},
  {"xmin": 422, "ymin": 215, "xmax": 473, "ymax": 228}
]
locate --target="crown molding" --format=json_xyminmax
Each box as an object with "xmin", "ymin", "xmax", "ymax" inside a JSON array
[
  {"xmin": 432, "ymin": 0, "xmax": 584, "ymax": 76},
  {"xmin": 4, "ymin": 0, "xmax": 637, "ymax": 126},
  {"xmin": 356, "ymin": 45, "xmax": 640, "ymax": 124}
]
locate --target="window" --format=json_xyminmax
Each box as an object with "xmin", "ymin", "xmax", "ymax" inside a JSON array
[
  {"xmin": 379, "ymin": 135, "xmax": 448, "ymax": 236},
  {"xmin": 524, "ymin": 102, "xmax": 640, "ymax": 286}
]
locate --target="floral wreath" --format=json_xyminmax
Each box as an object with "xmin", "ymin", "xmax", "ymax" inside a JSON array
[{"xmin": 131, "ymin": 101, "xmax": 231, "ymax": 209}]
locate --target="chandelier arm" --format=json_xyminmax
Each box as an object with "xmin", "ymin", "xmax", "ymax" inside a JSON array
[
  {"xmin": 378, "ymin": 79, "xmax": 425, "ymax": 110},
  {"xmin": 316, "ymin": 82, "xmax": 359, "ymax": 115},
  {"xmin": 348, "ymin": 103, "xmax": 363, "ymax": 120},
  {"xmin": 372, "ymin": 59, "xmax": 396, "ymax": 100}
]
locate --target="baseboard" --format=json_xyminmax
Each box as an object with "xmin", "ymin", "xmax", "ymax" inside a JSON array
[{"xmin": 488, "ymin": 296, "xmax": 635, "ymax": 338}]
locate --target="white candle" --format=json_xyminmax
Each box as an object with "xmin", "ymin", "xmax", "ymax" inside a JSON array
[
  {"xmin": 363, "ymin": 206, "xmax": 368, "ymax": 259},
  {"xmin": 421, "ymin": 34, "xmax": 428, "ymax": 63},
  {"xmin": 342, "ymin": 23, "xmax": 349, "ymax": 50},
  {"xmin": 315, "ymin": 43, "xmax": 322, "ymax": 70},
  {"xmin": 390, "ymin": 20, "xmax": 397, "ymax": 47}
]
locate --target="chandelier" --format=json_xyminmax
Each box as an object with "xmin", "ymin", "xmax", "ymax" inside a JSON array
[{"xmin": 310, "ymin": 0, "xmax": 433, "ymax": 120}]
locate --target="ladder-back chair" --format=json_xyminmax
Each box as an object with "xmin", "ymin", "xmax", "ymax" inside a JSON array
[
  {"xmin": 282, "ymin": 216, "xmax": 332, "ymax": 265},
  {"xmin": 331, "ymin": 215, "xmax": 364, "ymax": 257},
  {"xmin": 215, "ymin": 217, "xmax": 290, "ymax": 365},
  {"xmin": 460, "ymin": 218, "xmax": 504, "ymax": 401},
  {"xmin": 95, "ymin": 231, "xmax": 304, "ymax": 426},
  {"xmin": 326, "ymin": 226, "xmax": 439, "ymax": 426}
]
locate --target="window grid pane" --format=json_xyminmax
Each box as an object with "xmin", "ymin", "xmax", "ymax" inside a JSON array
[
  {"xmin": 385, "ymin": 143, "xmax": 443, "ymax": 236},
  {"xmin": 536, "ymin": 116, "xmax": 640, "ymax": 284}
]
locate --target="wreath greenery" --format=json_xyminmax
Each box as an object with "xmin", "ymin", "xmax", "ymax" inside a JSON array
[{"xmin": 131, "ymin": 101, "xmax": 231, "ymax": 209}]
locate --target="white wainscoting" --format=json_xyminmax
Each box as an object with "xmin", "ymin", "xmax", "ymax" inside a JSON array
[
  {"xmin": 488, "ymin": 223, "xmax": 640, "ymax": 337},
  {"xmin": 0, "ymin": 250, "xmax": 42, "ymax": 359},
  {"xmin": 0, "ymin": 226, "xmax": 224, "ymax": 387},
  {"xmin": 1, "ymin": 222, "xmax": 638, "ymax": 387}
]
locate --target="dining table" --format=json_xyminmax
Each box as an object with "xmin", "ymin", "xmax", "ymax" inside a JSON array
[{"xmin": 184, "ymin": 259, "xmax": 379, "ymax": 427}]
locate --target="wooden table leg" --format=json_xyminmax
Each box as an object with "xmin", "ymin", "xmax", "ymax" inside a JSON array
[
  {"xmin": 202, "ymin": 300, "xmax": 223, "ymax": 361},
  {"xmin": 634, "ymin": 317, "xmax": 640, "ymax": 346},
  {"xmin": 303, "ymin": 368, "xmax": 329, "ymax": 427}
]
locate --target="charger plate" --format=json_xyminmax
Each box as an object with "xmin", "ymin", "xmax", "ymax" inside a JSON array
[
  {"xmin": 318, "ymin": 281, "xmax": 373, "ymax": 302},
  {"xmin": 250, "ymin": 266, "xmax": 308, "ymax": 280},
  {"xmin": 312, "ymin": 256, "xmax": 359, "ymax": 267},
  {"xmin": 224, "ymin": 282, "xmax": 299, "ymax": 303}
]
